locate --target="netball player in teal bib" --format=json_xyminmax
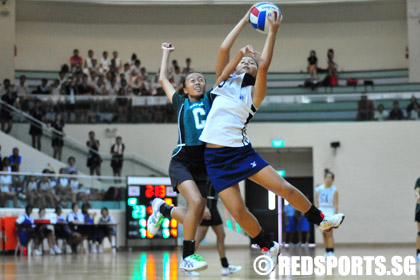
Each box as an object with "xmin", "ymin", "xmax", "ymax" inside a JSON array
[
  {"xmin": 199, "ymin": 5, "xmax": 345, "ymax": 272},
  {"xmin": 147, "ymin": 43, "xmax": 212, "ymax": 273}
]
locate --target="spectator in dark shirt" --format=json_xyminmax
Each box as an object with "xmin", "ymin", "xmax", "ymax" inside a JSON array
[
  {"xmin": 307, "ymin": 50, "xmax": 318, "ymax": 80},
  {"xmin": 51, "ymin": 113, "xmax": 65, "ymax": 161},
  {"xmin": 33, "ymin": 79, "xmax": 51, "ymax": 94},
  {"xmin": 9, "ymin": 147, "xmax": 22, "ymax": 172},
  {"xmin": 111, "ymin": 136, "xmax": 125, "ymax": 180},
  {"xmin": 1, "ymin": 79, "xmax": 19, "ymax": 134},
  {"xmin": 29, "ymin": 99, "xmax": 46, "ymax": 150},
  {"xmin": 389, "ymin": 100, "xmax": 404, "ymax": 120},
  {"xmin": 357, "ymin": 94, "xmax": 374, "ymax": 121},
  {"xmin": 406, "ymin": 95, "xmax": 419, "ymax": 119}
]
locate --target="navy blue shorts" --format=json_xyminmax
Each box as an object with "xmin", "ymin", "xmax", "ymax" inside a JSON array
[{"xmin": 204, "ymin": 144, "xmax": 269, "ymax": 193}]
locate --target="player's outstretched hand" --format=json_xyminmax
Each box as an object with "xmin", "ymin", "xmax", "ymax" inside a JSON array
[
  {"xmin": 240, "ymin": 45, "xmax": 261, "ymax": 58},
  {"xmin": 161, "ymin": 42, "xmax": 175, "ymax": 52},
  {"xmin": 267, "ymin": 10, "xmax": 281, "ymax": 34},
  {"xmin": 241, "ymin": 4, "xmax": 255, "ymax": 24}
]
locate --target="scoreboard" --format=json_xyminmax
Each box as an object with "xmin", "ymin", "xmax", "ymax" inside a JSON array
[{"xmin": 126, "ymin": 177, "xmax": 178, "ymax": 248}]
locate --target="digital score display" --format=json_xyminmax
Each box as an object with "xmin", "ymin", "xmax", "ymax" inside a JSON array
[{"xmin": 126, "ymin": 177, "xmax": 177, "ymax": 240}]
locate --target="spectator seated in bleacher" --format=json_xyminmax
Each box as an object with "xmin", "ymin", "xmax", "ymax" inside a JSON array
[
  {"xmin": 37, "ymin": 169, "xmax": 56, "ymax": 208},
  {"xmin": 374, "ymin": 104, "xmax": 389, "ymax": 121},
  {"xmin": 9, "ymin": 147, "xmax": 21, "ymax": 172},
  {"xmin": 70, "ymin": 49, "xmax": 83, "ymax": 73},
  {"xmin": 15, "ymin": 205, "xmax": 40, "ymax": 255},
  {"xmin": 66, "ymin": 156, "xmax": 78, "ymax": 174},
  {"xmin": 307, "ymin": 50, "xmax": 318, "ymax": 80},
  {"xmin": 33, "ymin": 79, "xmax": 51, "ymax": 95},
  {"xmin": 0, "ymin": 166, "xmax": 17, "ymax": 207},
  {"xmin": 357, "ymin": 94, "xmax": 374, "ymax": 121},
  {"xmin": 406, "ymin": 95, "xmax": 419, "ymax": 120},
  {"xmin": 67, "ymin": 171, "xmax": 89, "ymax": 204},
  {"xmin": 35, "ymin": 207, "xmax": 62, "ymax": 255},
  {"xmin": 389, "ymin": 100, "xmax": 404, "ymax": 120},
  {"xmin": 25, "ymin": 175, "xmax": 42, "ymax": 208}
]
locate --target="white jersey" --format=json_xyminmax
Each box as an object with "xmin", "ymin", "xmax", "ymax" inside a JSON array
[
  {"xmin": 316, "ymin": 184, "xmax": 336, "ymax": 212},
  {"xmin": 199, "ymin": 73, "xmax": 256, "ymax": 147}
]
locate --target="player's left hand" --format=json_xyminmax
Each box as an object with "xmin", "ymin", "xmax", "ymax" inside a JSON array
[{"xmin": 204, "ymin": 208, "xmax": 211, "ymax": 220}]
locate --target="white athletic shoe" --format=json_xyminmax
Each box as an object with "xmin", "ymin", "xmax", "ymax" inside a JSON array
[
  {"xmin": 319, "ymin": 213, "xmax": 345, "ymax": 232},
  {"xmin": 180, "ymin": 268, "xmax": 200, "ymax": 276},
  {"xmin": 221, "ymin": 264, "xmax": 242, "ymax": 276},
  {"xmin": 49, "ymin": 248, "xmax": 55, "ymax": 255},
  {"xmin": 54, "ymin": 245, "xmax": 62, "ymax": 254},
  {"xmin": 416, "ymin": 253, "xmax": 420, "ymax": 262},
  {"xmin": 324, "ymin": 251, "xmax": 335, "ymax": 259},
  {"xmin": 179, "ymin": 254, "xmax": 208, "ymax": 272},
  {"xmin": 98, "ymin": 244, "xmax": 103, "ymax": 254},
  {"xmin": 91, "ymin": 244, "xmax": 97, "ymax": 254},
  {"xmin": 147, "ymin": 198, "xmax": 166, "ymax": 236},
  {"xmin": 260, "ymin": 241, "xmax": 280, "ymax": 273},
  {"xmin": 66, "ymin": 245, "xmax": 72, "ymax": 254},
  {"xmin": 34, "ymin": 249, "xmax": 42, "ymax": 256}
]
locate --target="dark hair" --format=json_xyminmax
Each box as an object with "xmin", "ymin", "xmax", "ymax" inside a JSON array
[
  {"xmin": 38, "ymin": 208, "xmax": 46, "ymax": 215},
  {"xmin": 310, "ymin": 50, "xmax": 316, "ymax": 56},
  {"xmin": 71, "ymin": 203, "xmax": 78, "ymax": 210},
  {"xmin": 131, "ymin": 53, "xmax": 137, "ymax": 60},
  {"xmin": 73, "ymin": 49, "xmax": 79, "ymax": 53},
  {"xmin": 101, "ymin": 207, "xmax": 109, "ymax": 213},
  {"xmin": 186, "ymin": 58, "xmax": 191, "ymax": 62},
  {"xmin": 178, "ymin": 71, "xmax": 206, "ymax": 98},
  {"xmin": 68, "ymin": 156, "xmax": 75, "ymax": 162},
  {"xmin": 116, "ymin": 136, "xmax": 122, "ymax": 140},
  {"xmin": 135, "ymin": 59, "xmax": 140, "ymax": 65},
  {"xmin": 25, "ymin": 204, "xmax": 33, "ymax": 211},
  {"xmin": 324, "ymin": 168, "xmax": 335, "ymax": 180},
  {"xmin": 55, "ymin": 207, "xmax": 62, "ymax": 214}
]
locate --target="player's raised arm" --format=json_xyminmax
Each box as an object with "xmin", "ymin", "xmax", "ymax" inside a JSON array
[
  {"xmin": 214, "ymin": 45, "xmax": 258, "ymax": 88},
  {"xmin": 252, "ymin": 13, "xmax": 280, "ymax": 108},
  {"xmin": 159, "ymin": 42, "xmax": 177, "ymax": 103},
  {"xmin": 216, "ymin": 5, "xmax": 253, "ymax": 79}
]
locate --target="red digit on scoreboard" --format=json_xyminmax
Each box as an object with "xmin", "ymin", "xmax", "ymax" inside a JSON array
[
  {"xmin": 145, "ymin": 185, "xmax": 154, "ymax": 198},
  {"xmin": 155, "ymin": 185, "xmax": 166, "ymax": 198}
]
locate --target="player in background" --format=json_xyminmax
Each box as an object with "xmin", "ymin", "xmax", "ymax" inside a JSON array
[{"xmin": 315, "ymin": 169, "xmax": 339, "ymax": 258}]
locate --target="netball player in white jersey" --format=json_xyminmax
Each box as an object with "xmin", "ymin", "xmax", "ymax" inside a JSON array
[
  {"xmin": 199, "ymin": 5, "xmax": 344, "ymax": 271},
  {"xmin": 315, "ymin": 169, "xmax": 339, "ymax": 258}
]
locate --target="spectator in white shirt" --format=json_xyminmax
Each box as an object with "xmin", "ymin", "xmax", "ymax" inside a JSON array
[
  {"xmin": 38, "ymin": 170, "xmax": 56, "ymax": 208},
  {"xmin": 99, "ymin": 51, "xmax": 111, "ymax": 74},
  {"xmin": 15, "ymin": 75, "xmax": 28, "ymax": 97},
  {"xmin": 374, "ymin": 104, "xmax": 389, "ymax": 121},
  {"xmin": 84, "ymin": 49, "xmax": 95, "ymax": 70},
  {"xmin": 130, "ymin": 59, "xmax": 141, "ymax": 75},
  {"xmin": 25, "ymin": 175, "xmax": 42, "ymax": 208},
  {"xmin": 0, "ymin": 165, "xmax": 17, "ymax": 207},
  {"xmin": 171, "ymin": 66, "xmax": 184, "ymax": 90}
]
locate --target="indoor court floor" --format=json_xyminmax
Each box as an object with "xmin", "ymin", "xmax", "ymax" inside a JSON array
[{"xmin": 1, "ymin": 245, "xmax": 419, "ymax": 279}]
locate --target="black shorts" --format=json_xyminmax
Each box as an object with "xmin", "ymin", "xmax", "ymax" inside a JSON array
[
  {"xmin": 169, "ymin": 158, "xmax": 207, "ymax": 198},
  {"xmin": 200, "ymin": 206, "xmax": 223, "ymax": 227},
  {"xmin": 415, "ymin": 208, "xmax": 420, "ymax": 222}
]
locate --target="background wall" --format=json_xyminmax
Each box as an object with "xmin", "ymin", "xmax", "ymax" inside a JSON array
[
  {"xmin": 15, "ymin": 20, "xmax": 408, "ymax": 73},
  {"xmin": 63, "ymin": 121, "xmax": 420, "ymax": 244}
]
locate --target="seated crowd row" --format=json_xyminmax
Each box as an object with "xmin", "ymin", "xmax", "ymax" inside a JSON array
[{"xmin": 15, "ymin": 203, "xmax": 116, "ymax": 255}]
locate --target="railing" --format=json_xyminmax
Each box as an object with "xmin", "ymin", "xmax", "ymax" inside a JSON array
[{"xmin": 0, "ymin": 99, "xmax": 167, "ymax": 176}]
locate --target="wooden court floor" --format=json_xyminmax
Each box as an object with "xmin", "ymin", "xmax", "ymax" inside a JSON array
[{"xmin": 1, "ymin": 245, "xmax": 419, "ymax": 279}]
